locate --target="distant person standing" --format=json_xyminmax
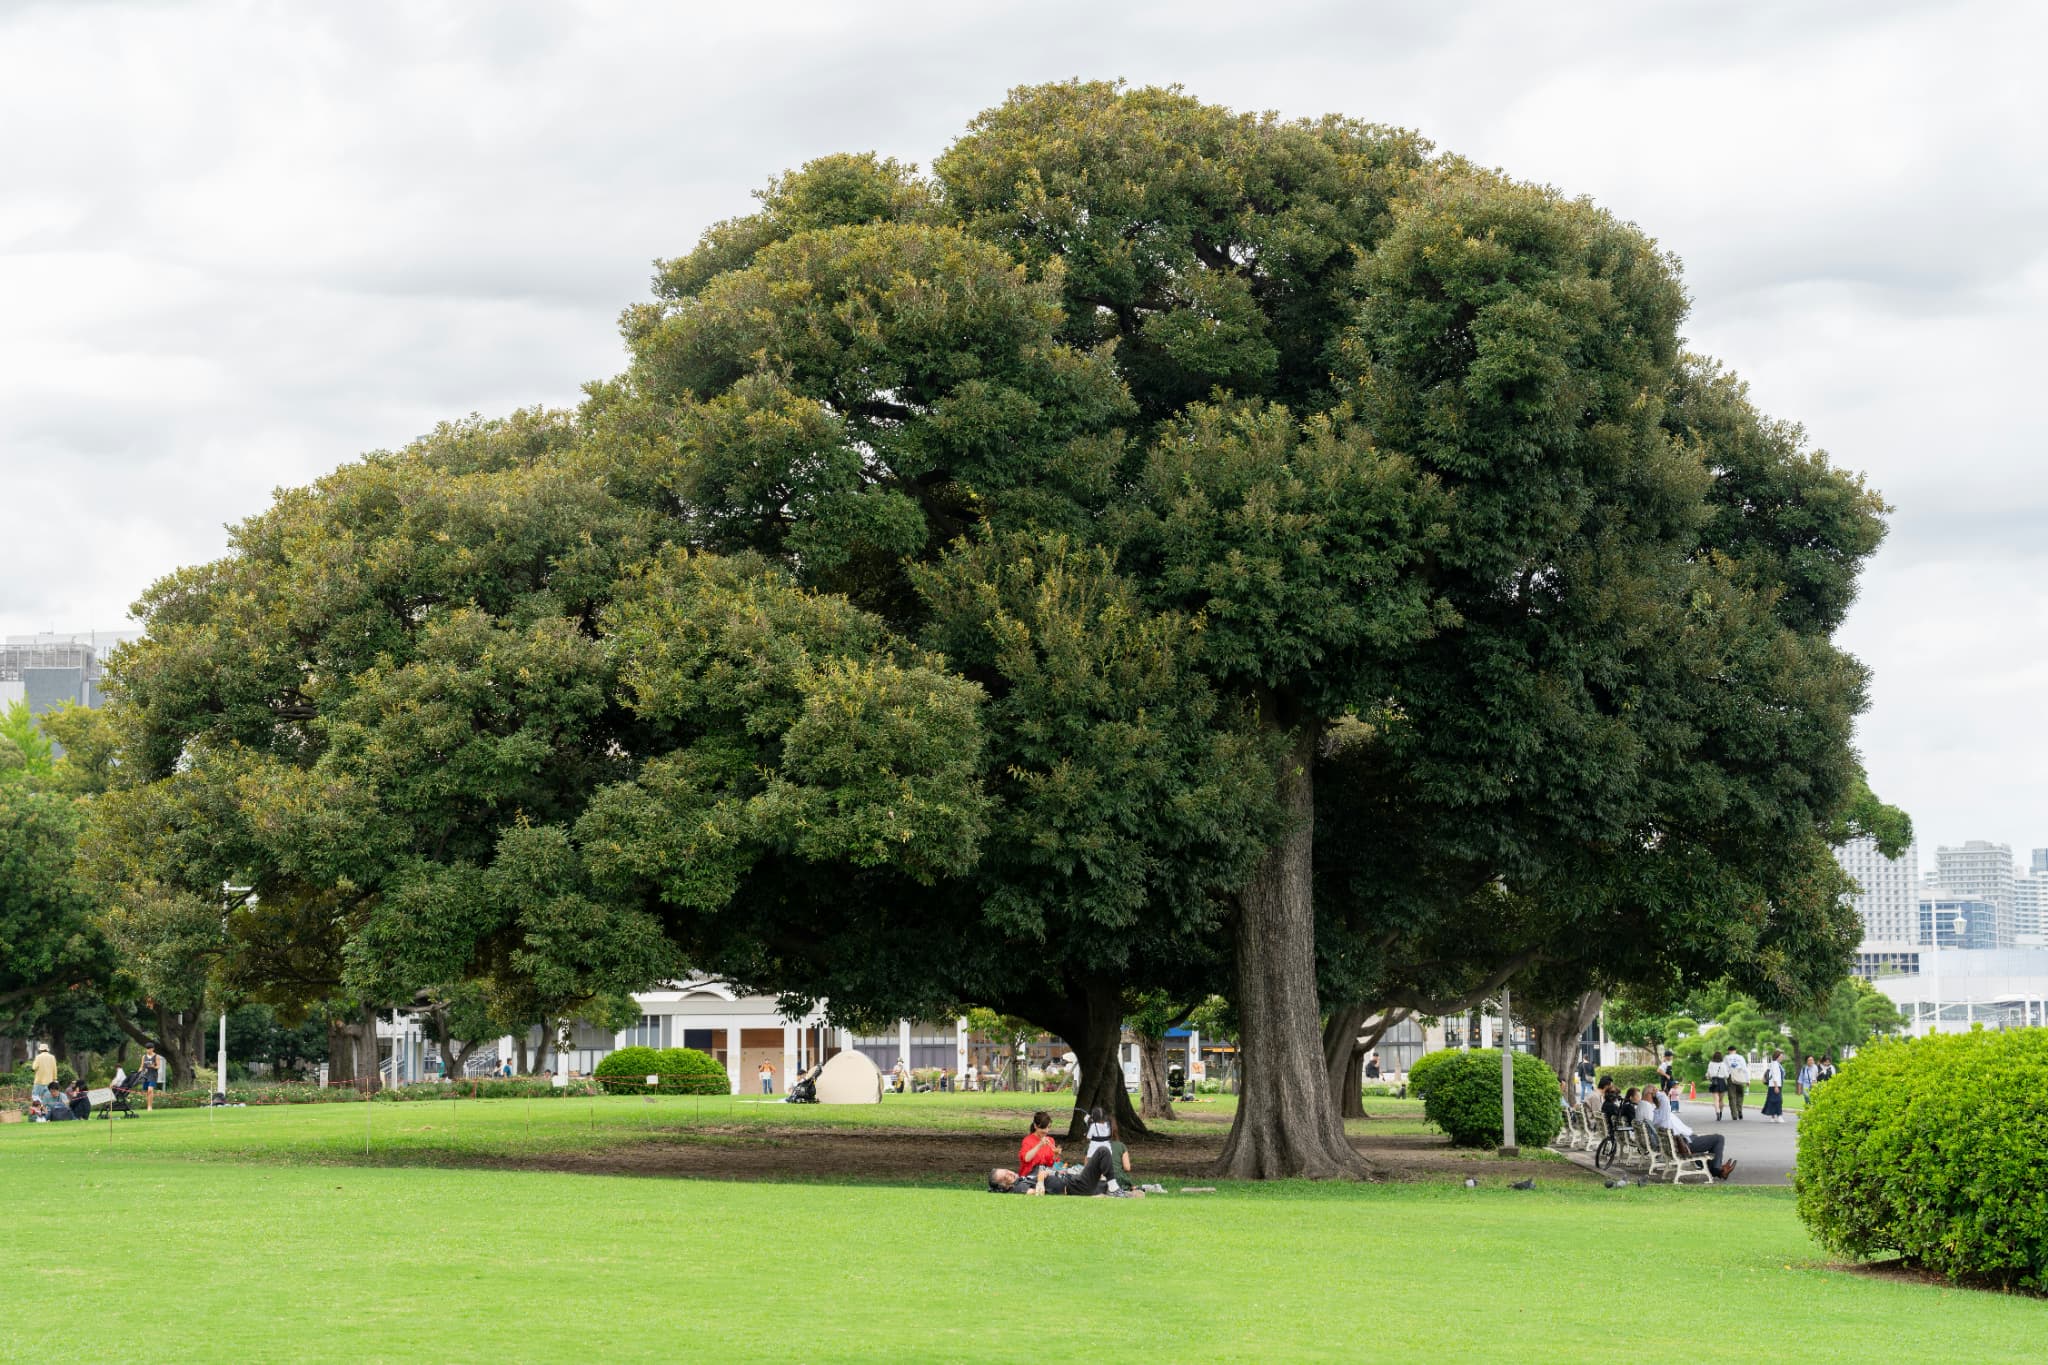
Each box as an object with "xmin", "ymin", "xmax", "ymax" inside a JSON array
[
  {"xmin": 30, "ymin": 1044, "xmax": 57, "ymax": 1107},
  {"xmin": 1724, "ymin": 1050, "xmax": 1749, "ymax": 1121},
  {"xmin": 758, "ymin": 1062, "xmax": 775, "ymax": 1095},
  {"xmin": 138, "ymin": 1046, "xmax": 163, "ymax": 1112},
  {"xmin": 1574, "ymin": 1055, "xmax": 1596, "ymax": 1102},
  {"xmin": 1365, "ymin": 1052, "xmax": 1382, "ymax": 1081},
  {"xmin": 1818, "ymin": 1056, "xmax": 1837, "ymax": 1083},
  {"xmin": 1706, "ymin": 1049, "xmax": 1728, "ymax": 1120},
  {"xmin": 1796, "ymin": 1056, "xmax": 1817, "ymax": 1100},
  {"xmin": 1760, "ymin": 1050, "xmax": 1786, "ymax": 1123},
  {"xmin": 1656, "ymin": 1050, "xmax": 1675, "ymax": 1092}
]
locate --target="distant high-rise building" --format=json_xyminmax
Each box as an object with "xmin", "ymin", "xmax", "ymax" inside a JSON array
[
  {"xmin": 2014, "ymin": 871, "xmax": 2048, "ymax": 947},
  {"xmin": 1934, "ymin": 841, "xmax": 2016, "ymax": 949},
  {"xmin": 1836, "ymin": 836, "xmax": 1919, "ymax": 946},
  {"xmin": 2032, "ymin": 848, "xmax": 2048, "ymax": 875}
]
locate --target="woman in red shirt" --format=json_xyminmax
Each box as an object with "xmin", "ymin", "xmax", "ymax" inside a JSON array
[{"xmin": 1018, "ymin": 1109, "xmax": 1059, "ymax": 1176}]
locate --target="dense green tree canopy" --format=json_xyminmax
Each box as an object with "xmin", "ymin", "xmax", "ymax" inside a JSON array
[{"xmin": 82, "ymin": 81, "xmax": 1889, "ymax": 1174}]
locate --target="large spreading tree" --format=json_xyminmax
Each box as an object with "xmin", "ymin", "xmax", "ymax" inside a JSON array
[{"xmin": 84, "ymin": 81, "xmax": 1887, "ymax": 1176}]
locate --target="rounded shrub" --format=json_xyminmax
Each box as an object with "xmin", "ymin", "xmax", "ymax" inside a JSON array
[
  {"xmin": 1404, "ymin": 1048, "xmax": 1460, "ymax": 1102},
  {"xmin": 655, "ymin": 1047, "xmax": 731, "ymax": 1095},
  {"xmin": 594, "ymin": 1046, "xmax": 671, "ymax": 1094},
  {"xmin": 1795, "ymin": 1030, "xmax": 2048, "ymax": 1291},
  {"xmin": 1417, "ymin": 1049, "xmax": 1564, "ymax": 1148}
]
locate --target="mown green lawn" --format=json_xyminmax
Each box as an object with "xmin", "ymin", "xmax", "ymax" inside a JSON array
[{"xmin": 0, "ymin": 1096, "xmax": 2031, "ymax": 1363}]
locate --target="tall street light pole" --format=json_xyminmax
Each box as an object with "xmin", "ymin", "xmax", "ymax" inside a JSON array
[{"xmin": 1499, "ymin": 986, "xmax": 1517, "ymax": 1157}]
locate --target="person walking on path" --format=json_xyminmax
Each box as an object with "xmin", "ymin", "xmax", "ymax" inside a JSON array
[
  {"xmin": 1760, "ymin": 1050, "xmax": 1787, "ymax": 1122},
  {"xmin": 1706, "ymin": 1049, "xmax": 1728, "ymax": 1120},
  {"xmin": 1796, "ymin": 1056, "xmax": 1816, "ymax": 1101},
  {"xmin": 1724, "ymin": 1050, "xmax": 1749, "ymax": 1120},
  {"xmin": 29, "ymin": 1044, "xmax": 57, "ymax": 1107},
  {"xmin": 138, "ymin": 1046, "xmax": 162, "ymax": 1111}
]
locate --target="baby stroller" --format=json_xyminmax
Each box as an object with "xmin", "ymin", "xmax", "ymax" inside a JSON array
[
  {"xmin": 93, "ymin": 1079, "xmax": 139, "ymax": 1119},
  {"xmin": 785, "ymin": 1061, "xmax": 822, "ymax": 1104}
]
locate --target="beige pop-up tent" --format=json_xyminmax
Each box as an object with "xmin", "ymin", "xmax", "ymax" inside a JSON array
[{"xmin": 813, "ymin": 1049, "xmax": 883, "ymax": 1104}]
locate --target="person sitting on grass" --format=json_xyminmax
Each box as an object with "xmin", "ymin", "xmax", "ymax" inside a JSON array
[
  {"xmin": 66, "ymin": 1082, "xmax": 92, "ymax": 1120},
  {"xmin": 988, "ymin": 1144, "xmax": 1143, "ymax": 1196},
  {"xmin": 1019, "ymin": 1110, "xmax": 1060, "ymax": 1179}
]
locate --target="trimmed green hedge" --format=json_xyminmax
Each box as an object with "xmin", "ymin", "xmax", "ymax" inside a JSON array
[
  {"xmin": 1416, "ymin": 1049, "xmax": 1564, "ymax": 1148},
  {"xmin": 593, "ymin": 1046, "xmax": 730, "ymax": 1096},
  {"xmin": 1795, "ymin": 1030, "xmax": 2048, "ymax": 1291}
]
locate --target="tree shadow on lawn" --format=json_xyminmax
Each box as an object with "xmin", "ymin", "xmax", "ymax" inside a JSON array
[{"xmin": 447, "ymin": 1124, "xmax": 1594, "ymax": 1188}]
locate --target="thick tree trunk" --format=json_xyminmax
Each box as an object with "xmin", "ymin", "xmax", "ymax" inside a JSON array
[
  {"xmin": 48, "ymin": 1023, "xmax": 73, "ymax": 1077},
  {"xmin": 1053, "ymin": 979, "xmax": 1148, "ymax": 1142},
  {"xmin": 1215, "ymin": 724, "xmax": 1368, "ymax": 1180},
  {"xmin": 1528, "ymin": 990, "xmax": 1603, "ymax": 1097},
  {"xmin": 1324, "ymin": 1004, "xmax": 1411, "ymax": 1118},
  {"xmin": 150, "ymin": 1004, "xmax": 197, "ymax": 1089},
  {"xmin": 515, "ymin": 1030, "xmax": 531, "ymax": 1075},
  {"xmin": 359, "ymin": 1004, "xmax": 381, "ymax": 1091},
  {"xmin": 327, "ymin": 1016, "xmax": 360, "ymax": 1088},
  {"xmin": 1321, "ymin": 1001, "xmax": 1372, "ymax": 1120},
  {"xmin": 1136, "ymin": 1032, "xmax": 1177, "ymax": 1121},
  {"xmin": 0, "ymin": 1036, "xmax": 17, "ymax": 1073}
]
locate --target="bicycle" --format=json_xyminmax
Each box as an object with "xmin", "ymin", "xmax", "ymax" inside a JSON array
[{"xmin": 1593, "ymin": 1115, "xmax": 1620, "ymax": 1170}]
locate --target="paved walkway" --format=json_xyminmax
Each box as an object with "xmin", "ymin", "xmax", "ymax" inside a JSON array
[{"xmin": 1564, "ymin": 1107, "xmax": 1801, "ymax": 1186}]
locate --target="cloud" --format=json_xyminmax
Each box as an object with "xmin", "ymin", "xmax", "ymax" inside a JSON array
[{"xmin": 2, "ymin": 0, "xmax": 2043, "ymax": 854}]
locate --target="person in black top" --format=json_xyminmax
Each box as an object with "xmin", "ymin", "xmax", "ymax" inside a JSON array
[
  {"xmin": 66, "ymin": 1082, "xmax": 92, "ymax": 1120},
  {"xmin": 1364, "ymin": 1053, "xmax": 1381, "ymax": 1081},
  {"xmin": 988, "ymin": 1145, "xmax": 1132, "ymax": 1196},
  {"xmin": 1656, "ymin": 1051, "xmax": 1676, "ymax": 1092}
]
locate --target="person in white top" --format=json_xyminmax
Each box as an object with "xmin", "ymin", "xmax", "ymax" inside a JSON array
[
  {"xmin": 1723, "ymin": 1050, "xmax": 1750, "ymax": 1121},
  {"xmin": 1760, "ymin": 1050, "xmax": 1787, "ymax": 1122},
  {"xmin": 1649, "ymin": 1083, "xmax": 1736, "ymax": 1179},
  {"xmin": 1706, "ymin": 1050, "xmax": 1728, "ymax": 1121}
]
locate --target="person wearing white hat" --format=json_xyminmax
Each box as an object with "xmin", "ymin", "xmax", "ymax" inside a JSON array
[{"xmin": 30, "ymin": 1044, "xmax": 58, "ymax": 1107}]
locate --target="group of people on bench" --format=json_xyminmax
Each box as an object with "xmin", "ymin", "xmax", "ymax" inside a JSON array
[{"xmin": 1594, "ymin": 1076, "xmax": 1737, "ymax": 1181}]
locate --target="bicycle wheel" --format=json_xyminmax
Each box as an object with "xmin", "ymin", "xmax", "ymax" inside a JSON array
[{"xmin": 1594, "ymin": 1135, "xmax": 1617, "ymax": 1170}]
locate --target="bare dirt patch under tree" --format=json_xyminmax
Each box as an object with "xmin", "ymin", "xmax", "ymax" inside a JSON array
[{"xmin": 470, "ymin": 1122, "xmax": 1586, "ymax": 1185}]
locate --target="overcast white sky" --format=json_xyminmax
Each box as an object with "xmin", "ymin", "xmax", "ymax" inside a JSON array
[{"xmin": 3, "ymin": 1, "xmax": 2042, "ymax": 865}]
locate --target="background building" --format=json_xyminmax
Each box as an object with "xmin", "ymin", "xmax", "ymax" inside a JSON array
[
  {"xmin": 1933, "ymin": 840, "xmax": 2016, "ymax": 948},
  {"xmin": 2014, "ymin": 865, "xmax": 2048, "ymax": 948},
  {"xmin": 1837, "ymin": 836, "xmax": 1920, "ymax": 976},
  {"xmin": 1870, "ymin": 950, "xmax": 2048, "ymax": 1035},
  {"xmin": 0, "ymin": 630, "xmax": 140, "ymax": 716}
]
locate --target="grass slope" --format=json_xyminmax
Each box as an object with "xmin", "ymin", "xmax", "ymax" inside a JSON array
[{"xmin": 0, "ymin": 1098, "xmax": 2030, "ymax": 1363}]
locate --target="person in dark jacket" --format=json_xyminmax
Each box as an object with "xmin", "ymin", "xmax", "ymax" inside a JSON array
[{"xmin": 988, "ymin": 1144, "xmax": 1137, "ymax": 1196}]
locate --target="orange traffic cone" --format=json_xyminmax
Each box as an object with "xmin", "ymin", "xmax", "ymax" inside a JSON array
[{"xmin": 1689, "ymin": 1081, "xmax": 1696, "ymax": 1099}]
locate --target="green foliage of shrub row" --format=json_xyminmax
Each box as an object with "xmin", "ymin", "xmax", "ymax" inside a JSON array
[
  {"xmin": 1591, "ymin": 1065, "xmax": 1662, "ymax": 1092},
  {"xmin": 593, "ymin": 1046, "xmax": 730, "ymax": 1096},
  {"xmin": 1415, "ymin": 1049, "xmax": 1565, "ymax": 1148},
  {"xmin": 1795, "ymin": 1030, "xmax": 2048, "ymax": 1291}
]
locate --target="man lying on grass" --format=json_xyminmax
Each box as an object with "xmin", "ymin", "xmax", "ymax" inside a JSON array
[{"xmin": 989, "ymin": 1145, "xmax": 1144, "ymax": 1196}]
